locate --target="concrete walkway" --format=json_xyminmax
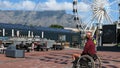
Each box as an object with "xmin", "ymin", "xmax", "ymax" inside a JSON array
[{"xmin": 0, "ymin": 48, "xmax": 119, "ymax": 68}]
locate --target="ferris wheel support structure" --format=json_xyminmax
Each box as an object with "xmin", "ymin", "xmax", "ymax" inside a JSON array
[
  {"xmin": 73, "ymin": 0, "xmax": 86, "ymax": 47},
  {"xmin": 73, "ymin": 0, "xmax": 84, "ymax": 31}
]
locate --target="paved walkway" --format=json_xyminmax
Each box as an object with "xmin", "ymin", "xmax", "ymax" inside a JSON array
[{"xmin": 0, "ymin": 48, "xmax": 119, "ymax": 68}]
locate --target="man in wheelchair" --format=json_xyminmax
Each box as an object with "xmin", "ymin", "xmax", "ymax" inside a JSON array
[{"xmin": 72, "ymin": 31, "xmax": 97, "ymax": 64}]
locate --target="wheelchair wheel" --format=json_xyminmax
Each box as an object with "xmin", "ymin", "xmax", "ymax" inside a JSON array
[
  {"xmin": 72, "ymin": 63, "xmax": 77, "ymax": 68},
  {"xmin": 76, "ymin": 55, "xmax": 95, "ymax": 68},
  {"xmin": 94, "ymin": 56, "xmax": 101, "ymax": 68}
]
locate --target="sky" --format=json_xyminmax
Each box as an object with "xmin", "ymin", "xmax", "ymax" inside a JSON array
[{"xmin": 0, "ymin": 0, "xmax": 119, "ymax": 23}]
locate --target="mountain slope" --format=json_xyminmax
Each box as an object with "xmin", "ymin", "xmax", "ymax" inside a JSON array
[{"xmin": 0, "ymin": 10, "xmax": 76, "ymax": 27}]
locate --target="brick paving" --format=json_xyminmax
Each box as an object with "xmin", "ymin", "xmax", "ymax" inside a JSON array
[{"xmin": 0, "ymin": 48, "xmax": 119, "ymax": 68}]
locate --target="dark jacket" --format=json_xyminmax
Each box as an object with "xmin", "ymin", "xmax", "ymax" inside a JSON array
[{"xmin": 81, "ymin": 38, "xmax": 96, "ymax": 55}]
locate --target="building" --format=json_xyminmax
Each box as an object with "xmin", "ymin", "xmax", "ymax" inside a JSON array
[
  {"xmin": 0, "ymin": 23, "xmax": 81, "ymax": 46},
  {"xmin": 102, "ymin": 23, "xmax": 120, "ymax": 45}
]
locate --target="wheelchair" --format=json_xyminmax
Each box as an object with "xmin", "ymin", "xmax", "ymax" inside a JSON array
[{"xmin": 72, "ymin": 55, "xmax": 101, "ymax": 68}]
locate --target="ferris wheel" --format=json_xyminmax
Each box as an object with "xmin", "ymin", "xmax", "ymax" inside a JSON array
[{"xmin": 73, "ymin": 0, "xmax": 119, "ymax": 36}]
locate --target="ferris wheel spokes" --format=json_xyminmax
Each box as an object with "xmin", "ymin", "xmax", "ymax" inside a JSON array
[
  {"xmin": 84, "ymin": 9, "xmax": 102, "ymax": 31},
  {"xmin": 73, "ymin": 0, "xmax": 117, "ymax": 36},
  {"xmin": 104, "ymin": 11, "xmax": 113, "ymax": 24},
  {"xmin": 109, "ymin": 0, "xmax": 119, "ymax": 6}
]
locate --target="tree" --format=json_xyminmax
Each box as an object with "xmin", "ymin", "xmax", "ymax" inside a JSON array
[{"xmin": 49, "ymin": 24, "xmax": 64, "ymax": 29}]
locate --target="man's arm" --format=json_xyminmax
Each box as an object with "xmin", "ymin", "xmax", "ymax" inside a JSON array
[
  {"xmin": 89, "ymin": 42, "xmax": 96, "ymax": 55},
  {"xmin": 81, "ymin": 42, "xmax": 89, "ymax": 55}
]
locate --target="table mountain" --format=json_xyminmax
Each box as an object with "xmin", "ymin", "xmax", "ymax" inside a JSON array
[{"xmin": 0, "ymin": 10, "xmax": 76, "ymax": 28}]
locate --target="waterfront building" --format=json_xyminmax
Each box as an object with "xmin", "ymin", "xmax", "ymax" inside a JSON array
[{"xmin": 0, "ymin": 23, "xmax": 81, "ymax": 47}]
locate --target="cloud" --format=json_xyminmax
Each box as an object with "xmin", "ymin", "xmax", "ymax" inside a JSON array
[
  {"xmin": 38, "ymin": 0, "xmax": 73, "ymax": 11},
  {"xmin": 78, "ymin": 2, "xmax": 91, "ymax": 12},
  {"xmin": 22, "ymin": 1, "xmax": 36, "ymax": 10},
  {"xmin": 0, "ymin": 1, "xmax": 13, "ymax": 9},
  {"xmin": 38, "ymin": 0, "xmax": 90, "ymax": 11},
  {"xmin": 0, "ymin": 0, "xmax": 36, "ymax": 10},
  {"xmin": 0, "ymin": 0, "xmax": 90, "ymax": 12}
]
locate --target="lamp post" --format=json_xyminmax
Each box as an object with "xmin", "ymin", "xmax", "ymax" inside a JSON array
[
  {"xmin": 117, "ymin": 2, "xmax": 120, "ymax": 30},
  {"xmin": 12, "ymin": 29, "xmax": 14, "ymax": 37},
  {"xmin": 3, "ymin": 28, "xmax": 5, "ymax": 37}
]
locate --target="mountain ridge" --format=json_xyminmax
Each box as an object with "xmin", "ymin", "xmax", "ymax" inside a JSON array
[{"xmin": 0, "ymin": 10, "xmax": 76, "ymax": 28}]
